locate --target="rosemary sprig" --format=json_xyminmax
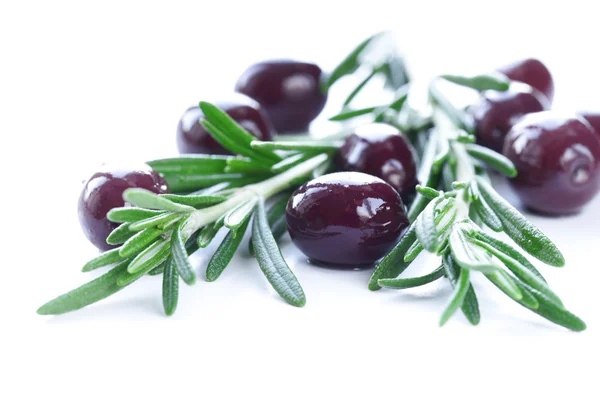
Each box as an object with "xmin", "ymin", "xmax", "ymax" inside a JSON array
[
  {"xmin": 370, "ymin": 81, "xmax": 585, "ymax": 331},
  {"xmin": 38, "ymin": 103, "xmax": 331, "ymax": 316}
]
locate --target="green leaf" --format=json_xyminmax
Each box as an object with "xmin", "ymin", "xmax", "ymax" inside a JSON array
[
  {"xmin": 439, "ymin": 266, "xmax": 470, "ymax": 326},
  {"xmin": 123, "ymin": 188, "xmax": 195, "ymax": 213},
  {"xmin": 449, "ymin": 226, "xmax": 498, "ymax": 273},
  {"xmin": 148, "ymin": 264, "xmax": 165, "ymax": 276},
  {"xmin": 403, "ymin": 240, "xmax": 423, "ymax": 263},
  {"xmin": 512, "ymin": 281, "xmax": 586, "ymax": 331},
  {"xmin": 373, "ymin": 85, "xmax": 410, "ymax": 122},
  {"xmin": 198, "ymin": 217, "xmax": 225, "ymax": 248},
  {"xmin": 249, "ymin": 194, "xmax": 290, "ymax": 255},
  {"xmin": 343, "ymin": 68, "xmax": 379, "ymax": 106},
  {"xmin": 470, "ymin": 181, "xmax": 503, "ymax": 232},
  {"xmin": 189, "ymin": 181, "xmax": 232, "ymax": 196},
  {"xmin": 329, "ymin": 106, "xmax": 378, "ymax": 122},
  {"xmin": 127, "ymin": 239, "xmax": 170, "ymax": 274},
  {"xmin": 415, "ymin": 185, "xmax": 440, "ymax": 200},
  {"xmin": 225, "ymin": 158, "xmax": 272, "ymax": 174},
  {"xmin": 162, "ymin": 258, "xmax": 179, "ymax": 316},
  {"xmin": 485, "ymin": 270, "xmax": 527, "ymax": 304},
  {"xmin": 106, "ymin": 222, "xmax": 137, "ymax": 245},
  {"xmin": 252, "ymin": 197, "xmax": 306, "ymax": 307},
  {"xmin": 82, "ymin": 248, "xmax": 127, "ymax": 272},
  {"xmin": 129, "ymin": 212, "xmax": 181, "ymax": 232},
  {"xmin": 368, "ymin": 224, "xmax": 417, "ymax": 290},
  {"xmin": 429, "ymin": 84, "xmax": 475, "ymax": 134},
  {"xmin": 117, "ymin": 245, "xmax": 170, "ymax": 287},
  {"xmin": 206, "ymin": 217, "xmax": 251, "ymax": 282},
  {"xmin": 378, "ymin": 266, "xmax": 445, "ymax": 289},
  {"xmin": 443, "ymin": 253, "xmax": 480, "ymax": 325},
  {"xmin": 38, "ymin": 260, "xmax": 132, "ymax": 315},
  {"xmin": 440, "ymin": 73, "xmax": 510, "ymax": 92},
  {"xmin": 465, "ymin": 144, "xmax": 517, "ymax": 177},
  {"xmin": 200, "ymin": 119, "xmax": 275, "ymax": 165},
  {"xmin": 199, "ymin": 102, "xmax": 281, "ymax": 162},
  {"xmin": 382, "ymin": 55, "xmax": 410, "ymax": 90},
  {"xmin": 471, "ymin": 238, "xmax": 563, "ymax": 308},
  {"xmin": 171, "ymin": 221, "xmax": 196, "ymax": 285},
  {"xmin": 147, "ymin": 155, "xmax": 230, "ymax": 174},
  {"xmin": 471, "ymin": 229, "xmax": 547, "ymax": 283},
  {"xmin": 159, "ymin": 172, "xmax": 263, "ymax": 193},
  {"xmin": 323, "ymin": 31, "xmax": 384, "ymax": 90},
  {"xmin": 271, "ymin": 152, "xmax": 317, "ymax": 174},
  {"xmin": 159, "ymin": 194, "xmax": 227, "ymax": 208},
  {"xmin": 415, "ymin": 197, "xmax": 443, "ymax": 252},
  {"xmin": 475, "ymin": 176, "xmax": 565, "ymax": 267},
  {"xmin": 107, "ymin": 207, "xmax": 164, "ymax": 223},
  {"xmin": 224, "ymin": 197, "xmax": 257, "ymax": 233},
  {"xmin": 250, "ymin": 140, "xmax": 339, "ymax": 152},
  {"xmin": 119, "ymin": 227, "xmax": 164, "ymax": 258}
]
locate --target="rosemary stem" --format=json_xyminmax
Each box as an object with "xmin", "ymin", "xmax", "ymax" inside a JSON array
[
  {"xmin": 182, "ymin": 153, "xmax": 329, "ymax": 238},
  {"xmin": 433, "ymin": 108, "xmax": 475, "ymax": 219}
]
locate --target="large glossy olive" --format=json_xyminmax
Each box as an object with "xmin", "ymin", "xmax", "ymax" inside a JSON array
[
  {"xmin": 472, "ymin": 82, "xmax": 549, "ymax": 153},
  {"xmin": 498, "ymin": 58, "xmax": 554, "ymax": 103},
  {"xmin": 503, "ymin": 112, "xmax": 600, "ymax": 215},
  {"xmin": 235, "ymin": 60, "xmax": 327, "ymax": 133},
  {"xmin": 578, "ymin": 111, "xmax": 600, "ymax": 137},
  {"xmin": 176, "ymin": 94, "xmax": 274, "ymax": 155},
  {"xmin": 78, "ymin": 164, "xmax": 169, "ymax": 250},
  {"xmin": 286, "ymin": 172, "xmax": 409, "ymax": 266},
  {"xmin": 335, "ymin": 123, "xmax": 418, "ymax": 201}
]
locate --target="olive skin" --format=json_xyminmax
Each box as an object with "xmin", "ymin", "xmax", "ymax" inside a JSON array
[
  {"xmin": 286, "ymin": 172, "xmax": 409, "ymax": 266},
  {"xmin": 472, "ymin": 82, "xmax": 549, "ymax": 153},
  {"xmin": 498, "ymin": 58, "xmax": 554, "ymax": 103},
  {"xmin": 176, "ymin": 95, "xmax": 274, "ymax": 155},
  {"xmin": 503, "ymin": 112, "xmax": 600, "ymax": 215},
  {"xmin": 78, "ymin": 164, "xmax": 169, "ymax": 251},
  {"xmin": 235, "ymin": 60, "xmax": 327, "ymax": 133},
  {"xmin": 335, "ymin": 123, "xmax": 418, "ymax": 201},
  {"xmin": 579, "ymin": 112, "xmax": 600, "ymax": 137}
]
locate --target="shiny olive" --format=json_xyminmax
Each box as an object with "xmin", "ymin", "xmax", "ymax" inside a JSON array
[
  {"xmin": 235, "ymin": 60, "xmax": 327, "ymax": 133},
  {"xmin": 176, "ymin": 94, "xmax": 274, "ymax": 155},
  {"xmin": 498, "ymin": 58, "xmax": 554, "ymax": 103},
  {"xmin": 472, "ymin": 82, "xmax": 549, "ymax": 153},
  {"xmin": 578, "ymin": 111, "xmax": 600, "ymax": 137},
  {"xmin": 503, "ymin": 112, "xmax": 600, "ymax": 215},
  {"xmin": 286, "ymin": 172, "xmax": 409, "ymax": 266},
  {"xmin": 335, "ymin": 123, "xmax": 418, "ymax": 201},
  {"xmin": 78, "ymin": 164, "xmax": 169, "ymax": 250}
]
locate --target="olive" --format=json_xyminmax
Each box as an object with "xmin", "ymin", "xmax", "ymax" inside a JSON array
[
  {"xmin": 503, "ymin": 112, "xmax": 600, "ymax": 215},
  {"xmin": 335, "ymin": 123, "xmax": 418, "ymax": 202},
  {"xmin": 471, "ymin": 82, "xmax": 549, "ymax": 153},
  {"xmin": 578, "ymin": 111, "xmax": 600, "ymax": 137},
  {"xmin": 235, "ymin": 60, "xmax": 327, "ymax": 133},
  {"xmin": 78, "ymin": 164, "xmax": 169, "ymax": 251},
  {"xmin": 497, "ymin": 58, "xmax": 554, "ymax": 103},
  {"xmin": 176, "ymin": 94, "xmax": 274, "ymax": 155},
  {"xmin": 286, "ymin": 172, "xmax": 409, "ymax": 266}
]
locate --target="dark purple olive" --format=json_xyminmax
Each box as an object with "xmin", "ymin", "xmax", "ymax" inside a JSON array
[
  {"xmin": 503, "ymin": 112, "xmax": 600, "ymax": 215},
  {"xmin": 578, "ymin": 111, "xmax": 600, "ymax": 137},
  {"xmin": 176, "ymin": 94, "xmax": 274, "ymax": 155},
  {"xmin": 78, "ymin": 164, "xmax": 169, "ymax": 251},
  {"xmin": 498, "ymin": 58, "xmax": 554, "ymax": 103},
  {"xmin": 471, "ymin": 82, "xmax": 549, "ymax": 153},
  {"xmin": 286, "ymin": 172, "xmax": 409, "ymax": 266},
  {"xmin": 235, "ymin": 60, "xmax": 327, "ymax": 133},
  {"xmin": 335, "ymin": 123, "xmax": 418, "ymax": 202}
]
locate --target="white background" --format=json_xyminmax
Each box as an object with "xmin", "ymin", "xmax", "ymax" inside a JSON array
[{"xmin": 2, "ymin": 1, "xmax": 599, "ymax": 399}]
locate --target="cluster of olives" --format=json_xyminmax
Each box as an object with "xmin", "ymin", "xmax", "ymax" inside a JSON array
[
  {"xmin": 78, "ymin": 56, "xmax": 600, "ymax": 269},
  {"xmin": 471, "ymin": 59, "xmax": 600, "ymax": 215}
]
